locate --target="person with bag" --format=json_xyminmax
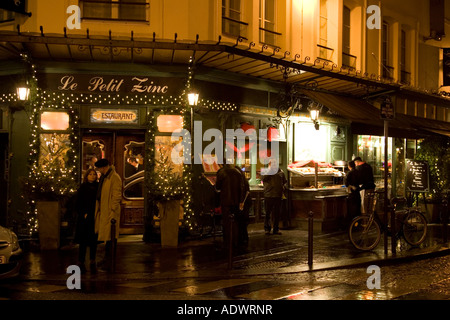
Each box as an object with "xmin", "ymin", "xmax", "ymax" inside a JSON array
[{"xmin": 74, "ymin": 168, "xmax": 99, "ymax": 274}]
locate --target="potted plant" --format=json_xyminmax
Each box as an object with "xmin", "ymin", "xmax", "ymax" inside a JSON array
[
  {"xmin": 20, "ymin": 134, "xmax": 78, "ymax": 250},
  {"xmin": 147, "ymin": 141, "xmax": 186, "ymax": 247}
]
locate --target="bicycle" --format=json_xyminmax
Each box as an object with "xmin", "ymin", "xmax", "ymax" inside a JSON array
[{"xmin": 348, "ymin": 191, "xmax": 428, "ymax": 251}]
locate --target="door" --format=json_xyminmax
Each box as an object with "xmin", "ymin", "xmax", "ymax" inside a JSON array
[{"xmin": 82, "ymin": 131, "xmax": 145, "ymax": 235}]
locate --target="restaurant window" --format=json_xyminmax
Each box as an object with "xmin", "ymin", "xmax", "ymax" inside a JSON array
[
  {"xmin": 259, "ymin": 0, "xmax": 279, "ymax": 47},
  {"xmin": 40, "ymin": 111, "xmax": 70, "ymax": 131},
  {"xmin": 81, "ymin": 0, "xmax": 148, "ymax": 22},
  {"xmin": 222, "ymin": 0, "xmax": 247, "ymax": 38},
  {"xmin": 123, "ymin": 141, "xmax": 145, "ymax": 199},
  {"xmin": 356, "ymin": 135, "xmax": 393, "ymax": 189},
  {"xmin": 294, "ymin": 122, "xmax": 328, "ymax": 162}
]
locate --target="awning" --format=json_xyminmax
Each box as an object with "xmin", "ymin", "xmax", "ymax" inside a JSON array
[{"xmin": 301, "ymin": 90, "xmax": 450, "ymax": 138}]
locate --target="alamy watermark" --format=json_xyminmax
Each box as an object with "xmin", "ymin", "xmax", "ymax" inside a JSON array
[
  {"xmin": 366, "ymin": 5, "xmax": 381, "ymax": 30},
  {"xmin": 67, "ymin": 5, "xmax": 381, "ymax": 31},
  {"xmin": 170, "ymin": 122, "xmax": 279, "ymax": 174},
  {"xmin": 66, "ymin": 265, "xmax": 81, "ymax": 290},
  {"xmin": 366, "ymin": 265, "xmax": 381, "ymax": 289}
]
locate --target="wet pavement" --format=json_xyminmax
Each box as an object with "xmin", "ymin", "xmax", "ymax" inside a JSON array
[
  {"xmin": 17, "ymin": 222, "xmax": 450, "ymax": 282},
  {"xmin": 0, "ymin": 222, "xmax": 447, "ymax": 301}
]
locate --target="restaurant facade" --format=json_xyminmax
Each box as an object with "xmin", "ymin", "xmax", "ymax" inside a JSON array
[{"xmin": 0, "ymin": 0, "xmax": 450, "ymax": 245}]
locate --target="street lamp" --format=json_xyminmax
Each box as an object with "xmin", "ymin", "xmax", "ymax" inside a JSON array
[
  {"xmin": 16, "ymin": 84, "xmax": 30, "ymax": 101},
  {"xmin": 310, "ymin": 108, "xmax": 320, "ymax": 130},
  {"xmin": 187, "ymin": 91, "xmax": 199, "ymax": 106}
]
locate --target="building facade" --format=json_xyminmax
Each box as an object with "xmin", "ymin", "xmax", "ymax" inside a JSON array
[{"xmin": 0, "ymin": 0, "xmax": 449, "ymax": 239}]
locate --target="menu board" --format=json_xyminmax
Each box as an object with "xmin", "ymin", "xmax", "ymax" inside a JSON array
[{"xmin": 405, "ymin": 159, "xmax": 429, "ymax": 193}]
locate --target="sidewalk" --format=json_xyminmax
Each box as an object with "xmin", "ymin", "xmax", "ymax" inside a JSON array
[{"xmin": 19, "ymin": 222, "xmax": 450, "ymax": 282}]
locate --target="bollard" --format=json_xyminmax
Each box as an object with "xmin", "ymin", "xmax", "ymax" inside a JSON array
[
  {"xmin": 228, "ymin": 214, "xmax": 234, "ymax": 269},
  {"xmin": 442, "ymin": 198, "xmax": 448, "ymax": 244},
  {"xmin": 110, "ymin": 218, "xmax": 116, "ymax": 273},
  {"xmin": 390, "ymin": 205, "xmax": 396, "ymax": 255},
  {"xmin": 308, "ymin": 211, "xmax": 313, "ymax": 267}
]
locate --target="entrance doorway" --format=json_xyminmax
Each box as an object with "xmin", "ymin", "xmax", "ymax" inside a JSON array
[{"xmin": 82, "ymin": 130, "xmax": 145, "ymax": 235}]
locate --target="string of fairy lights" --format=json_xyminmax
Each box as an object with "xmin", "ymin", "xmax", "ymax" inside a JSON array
[
  {"xmin": 2, "ymin": 54, "xmax": 239, "ymax": 235},
  {"xmin": 0, "ymin": 92, "xmax": 238, "ymax": 111}
]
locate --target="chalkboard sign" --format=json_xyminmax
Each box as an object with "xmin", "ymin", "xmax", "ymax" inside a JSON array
[{"xmin": 406, "ymin": 159, "xmax": 429, "ymax": 193}]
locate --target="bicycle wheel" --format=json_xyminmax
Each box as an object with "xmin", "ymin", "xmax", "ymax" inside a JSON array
[
  {"xmin": 402, "ymin": 210, "xmax": 427, "ymax": 246},
  {"xmin": 348, "ymin": 216, "xmax": 381, "ymax": 251}
]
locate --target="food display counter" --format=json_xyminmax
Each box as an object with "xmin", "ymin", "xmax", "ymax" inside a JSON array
[{"xmin": 288, "ymin": 160, "xmax": 348, "ymax": 232}]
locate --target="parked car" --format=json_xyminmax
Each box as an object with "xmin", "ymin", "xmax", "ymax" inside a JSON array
[{"xmin": 0, "ymin": 225, "xmax": 22, "ymax": 279}]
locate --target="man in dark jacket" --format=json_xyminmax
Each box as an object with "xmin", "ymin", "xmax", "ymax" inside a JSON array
[
  {"xmin": 262, "ymin": 159, "xmax": 287, "ymax": 235},
  {"xmin": 345, "ymin": 160, "xmax": 361, "ymax": 219},
  {"xmin": 216, "ymin": 164, "xmax": 245, "ymax": 248},
  {"xmin": 354, "ymin": 157, "xmax": 376, "ymax": 214}
]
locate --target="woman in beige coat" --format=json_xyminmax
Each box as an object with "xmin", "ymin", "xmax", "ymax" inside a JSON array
[{"xmin": 94, "ymin": 159, "xmax": 122, "ymax": 270}]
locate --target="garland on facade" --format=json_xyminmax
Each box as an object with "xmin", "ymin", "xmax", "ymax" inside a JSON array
[
  {"xmin": 22, "ymin": 95, "xmax": 79, "ymax": 236},
  {"xmin": 145, "ymin": 106, "xmax": 194, "ymax": 231},
  {"xmin": 145, "ymin": 57, "xmax": 196, "ymax": 231}
]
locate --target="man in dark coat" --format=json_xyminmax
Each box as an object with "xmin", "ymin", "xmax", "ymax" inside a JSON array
[
  {"xmin": 354, "ymin": 157, "xmax": 376, "ymax": 214},
  {"xmin": 345, "ymin": 160, "xmax": 361, "ymax": 220},
  {"xmin": 262, "ymin": 159, "xmax": 287, "ymax": 235},
  {"xmin": 216, "ymin": 164, "xmax": 245, "ymax": 248}
]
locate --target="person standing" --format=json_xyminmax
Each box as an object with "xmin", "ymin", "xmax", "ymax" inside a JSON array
[
  {"xmin": 262, "ymin": 159, "xmax": 287, "ymax": 235},
  {"xmin": 74, "ymin": 168, "xmax": 99, "ymax": 274},
  {"xmin": 94, "ymin": 159, "xmax": 122, "ymax": 271},
  {"xmin": 345, "ymin": 160, "xmax": 361, "ymax": 220},
  {"xmin": 354, "ymin": 157, "xmax": 376, "ymax": 214},
  {"xmin": 215, "ymin": 164, "xmax": 245, "ymax": 249}
]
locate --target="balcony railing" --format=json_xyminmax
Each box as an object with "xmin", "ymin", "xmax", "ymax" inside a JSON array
[
  {"xmin": 382, "ymin": 65, "xmax": 395, "ymax": 81},
  {"xmin": 317, "ymin": 44, "xmax": 334, "ymax": 62},
  {"xmin": 222, "ymin": 16, "xmax": 248, "ymax": 39},
  {"xmin": 400, "ymin": 70, "xmax": 411, "ymax": 85},
  {"xmin": 259, "ymin": 27, "xmax": 281, "ymax": 47},
  {"xmin": 342, "ymin": 52, "xmax": 357, "ymax": 70}
]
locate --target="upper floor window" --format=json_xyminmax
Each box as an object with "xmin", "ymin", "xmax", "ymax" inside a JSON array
[
  {"xmin": 0, "ymin": 9, "xmax": 14, "ymax": 23},
  {"xmin": 80, "ymin": 0, "xmax": 148, "ymax": 22},
  {"xmin": 400, "ymin": 29, "xmax": 411, "ymax": 85},
  {"xmin": 259, "ymin": 0, "xmax": 280, "ymax": 46},
  {"xmin": 318, "ymin": 0, "xmax": 333, "ymax": 61},
  {"xmin": 342, "ymin": 5, "xmax": 356, "ymax": 69},
  {"xmin": 382, "ymin": 21, "xmax": 394, "ymax": 80},
  {"xmin": 222, "ymin": 0, "xmax": 247, "ymax": 38}
]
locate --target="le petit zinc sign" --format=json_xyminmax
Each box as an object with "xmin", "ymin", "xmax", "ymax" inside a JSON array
[{"xmin": 42, "ymin": 74, "xmax": 184, "ymax": 95}]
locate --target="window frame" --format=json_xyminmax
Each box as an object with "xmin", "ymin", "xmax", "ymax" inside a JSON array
[
  {"xmin": 259, "ymin": 0, "xmax": 280, "ymax": 47},
  {"xmin": 80, "ymin": 0, "xmax": 149, "ymax": 23},
  {"xmin": 221, "ymin": 0, "xmax": 248, "ymax": 38}
]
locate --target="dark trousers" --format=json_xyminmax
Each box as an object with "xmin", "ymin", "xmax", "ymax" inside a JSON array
[
  {"xmin": 265, "ymin": 197, "xmax": 281, "ymax": 233},
  {"xmin": 78, "ymin": 240, "xmax": 98, "ymax": 264}
]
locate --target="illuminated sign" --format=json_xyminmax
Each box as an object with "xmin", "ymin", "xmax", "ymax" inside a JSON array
[{"xmin": 90, "ymin": 109, "xmax": 138, "ymax": 124}]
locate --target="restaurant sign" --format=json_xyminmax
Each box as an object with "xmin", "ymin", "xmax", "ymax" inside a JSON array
[
  {"xmin": 39, "ymin": 74, "xmax": 184, "ymax": 95},
  {"xmin": 90, "ymin": 108, "xmax": 138, "ymax": 124}
]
